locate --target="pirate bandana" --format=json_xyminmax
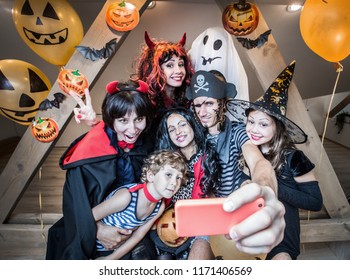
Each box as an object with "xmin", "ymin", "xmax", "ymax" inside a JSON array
[{"xmin": 185, "ymin": 70, "xmax": 237, "ymax": 100}]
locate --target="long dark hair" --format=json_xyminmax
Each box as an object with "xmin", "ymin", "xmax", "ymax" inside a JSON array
[{"xmin": 156, "ymin": 107, "xmax": 221, "ymax": 196}]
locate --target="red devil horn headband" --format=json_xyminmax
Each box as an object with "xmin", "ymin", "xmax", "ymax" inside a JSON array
[
  {"xmin": 178, "ymin": 33, "xmax": 186, "ymax": 46},
  {"xmin": 145, "ymin": 31, "xmax": 156, "ymax": 50},
  {"xmin": 145, "ymin": 31, "xmax": 187, "ymax": 50},
  {"xmin": 106, "ymin": 80, "xmax": 149, "ymax": 95}
]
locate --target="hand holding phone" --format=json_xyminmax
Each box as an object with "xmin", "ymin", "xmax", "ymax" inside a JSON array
[{"xmin": 175, "ymin": 197, "xmax": 264, "ymax": 237}]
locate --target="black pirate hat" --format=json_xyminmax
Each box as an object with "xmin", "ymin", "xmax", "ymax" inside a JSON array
[
  {"xmin": 226, "ymin": 61, "xmax": 307, "ymax": 144},
  {"xmin": 185, "ymin": 70, "xmax": 237, "ymax": 100}
]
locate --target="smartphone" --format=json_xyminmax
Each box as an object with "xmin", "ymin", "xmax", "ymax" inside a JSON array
[{"xmin": 174, "ymin": 197, "xmax": 264, "ymax": 237}]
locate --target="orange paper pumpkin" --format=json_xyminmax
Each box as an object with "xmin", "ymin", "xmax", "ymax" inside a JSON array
[
  {"xmin": 106, "ymin": 1, "xmax": 140, "ymax": 32},
  {"xmin": 57, "ymin": 69, "xmax": 88, "ymax": 97},
  {"xmin": 222, "ymin": 1, "xmax": 259, "ymax": 36},
  {"xmin": 156, "ymin": 208, "xmax": 188, "ymax": 247},
  {"xmin": 31, "ymin": 117, "xmax": 59, "ymax": 143}
]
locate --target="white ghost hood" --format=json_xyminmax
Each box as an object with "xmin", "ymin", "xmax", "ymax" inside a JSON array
[{"xmin": 189, "ymin": 26, "xmax": 249, "ymax": 101}]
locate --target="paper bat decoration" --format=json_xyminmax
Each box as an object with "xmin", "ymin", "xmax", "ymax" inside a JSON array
[
  {"xmin": 39, "ymin": 92, "xmax": 66, "ymax": 111},
  {"xmin": 236, "ymin": 29, "xmax": 272, "ymax": 50},
  {"xmin": 75, "ymin": 38, "xmax": 117, "ymax": 61}
]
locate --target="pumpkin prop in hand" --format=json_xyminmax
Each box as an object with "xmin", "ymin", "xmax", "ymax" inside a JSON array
[
  {"xmin": 106, "ymin": 0, "xmax": 140, "ymax": 32},
  {"xmin": 31, "ymin": 117, "xmax": 59, "ymax": 143},
  {"xmin": 156, "ymin": 208, "xmax": 188, "ymax": 247},
  {"xmin": 222, "ymin": 0, "xmax": 259, "ymax": 36},
  {"xmin": 57, "ymin": 69, "xmax": 88, "ymax": 97}
]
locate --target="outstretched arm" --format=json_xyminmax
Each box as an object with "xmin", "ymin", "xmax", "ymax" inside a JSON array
[
  {"xmin": 242, "ymin": 140, "xmax": 278, "ymax": 194},
  {"xmin": 223, "ymin": 183, "xmax": 285, "ymax": 255},
  {"xmin": 69, "ymin": 88, "xmax": 100, "ymax": 127}
]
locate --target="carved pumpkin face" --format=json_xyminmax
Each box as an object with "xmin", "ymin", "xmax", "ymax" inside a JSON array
[
  {"xmin": 222, "ymin": 2, "xmax": 259, "ymax": 36},
  {"xmin": 31, "ymin": 117, "xmax": 59, "ymax": 143},
  {"xmin": 106, "ymin": 1, "xmax": 140, "ymax": 32},
  {"xmin": 12, "ymin": 0, "xmax": 84, "ymax": 66},
  {"xmin": 57, "ymin": 69, "xmax": 88, "ymax": 97},
  {"xmin": 0, "ymin": 59, "xmax": 51, "ymax": 125},
  {"xmin": 156, "ymin": 208, "xmax": 188, "ymax": 247}
]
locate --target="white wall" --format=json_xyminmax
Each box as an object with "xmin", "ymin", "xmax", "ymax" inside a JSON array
[{"xmin": 304, "ymin": 91, "xmax": 350, "ymax": 149}]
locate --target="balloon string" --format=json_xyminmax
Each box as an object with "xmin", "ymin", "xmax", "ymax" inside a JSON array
[
  {"xmin": 319, "ymin": 62, "xmax": 343, "ymax": 163},
  {"xmin": 39, "ymin": 191, "xmax": 45, "ymax": 241}
]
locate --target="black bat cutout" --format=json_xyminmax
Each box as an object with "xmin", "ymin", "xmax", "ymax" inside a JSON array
[
  {"xmin": 39, "ymin": 92, "xmax": 66, "ymax": 111},
  {"xmin": 236, "ymin": 29, "xmax": 272, "ymax": 50},
  {"xmin": 75, "ymin": 38, "xmax": 117, "ymax": 61}
]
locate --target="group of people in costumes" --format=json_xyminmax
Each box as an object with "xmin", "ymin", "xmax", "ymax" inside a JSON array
[{"xmin": 46, "ymin": 28, "xmax": 322, "ymax": 261}]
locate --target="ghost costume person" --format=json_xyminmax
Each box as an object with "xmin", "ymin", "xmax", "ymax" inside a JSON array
[{"xmin": 188, "ymin": 27, "xmax": 249, "ymax": 101}]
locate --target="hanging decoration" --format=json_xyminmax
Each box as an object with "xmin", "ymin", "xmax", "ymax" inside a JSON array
[
  {"xmin": 12, "ymin": 0, "xmax": 84, "ymax": 66},
  {"xmin": 0, "ymin": 59, "xmax": 52, "ymax": 125},
  {"xmin": 105, "ymin": 0, "xmax": 140, "ymax": 32},
  {"xmin": 31, "ymin": 117, "xmax": 59, "ymax": 143},
  {"xmin": 236, "ymin": 29, "xmax": 271, "ymax": 49},
  {"xmin": 39, "ymin": 92, "xmax": 66, "ymax": 111},
  {"xmin": 222, "ymin": 0, "xmax": 259, "ymax": 36},
  {"xmin": 75, "ymin": 38, "xmax": 117, "ymax": 61},
  {"xmin": 300, "ymin": 0, "xmax": 350, "ymax": 63},
  {"xmin": 57, "ymin": 69, "xmax": 89, "ymax": 97}
]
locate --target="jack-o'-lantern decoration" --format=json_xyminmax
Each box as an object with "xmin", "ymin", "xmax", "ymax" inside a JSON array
[
  {"xmin": 156, "ymin": 208, "xmax": 188, "ymax": 247},
  {"xmin": 106, "ymin": 0, "xmax": 140, "ymax": 32},
  {"xmin": 31, "ymin": 117, "xmax": 59, "ymax": 143},
  {"xmin": 222, "ymin": 0, "xmax": 259, "ymax": 36},
  {"xmin": 57, "ymin": 69, "xmax": 88, "ymax": 97},
  {"xmin": 12, "ymin": 0, "xmax": 84, "ymax": 66},
  {"xmin": 0, "ymin": 59, "xmax": 52, "ymax": 125}
]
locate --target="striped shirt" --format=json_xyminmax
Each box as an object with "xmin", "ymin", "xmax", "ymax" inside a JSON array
[
  {"xmin": 207, "ymin": 119, "xmax": 249, "ymax": 197},
  {"xmin": 96, "ymin": 183, "xmax": 162, "ymax": 251}
]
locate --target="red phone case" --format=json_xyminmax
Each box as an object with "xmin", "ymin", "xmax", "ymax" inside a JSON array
[{"xmin": 174, "ymin": 197, "xmax": 264, "ymax": 237}]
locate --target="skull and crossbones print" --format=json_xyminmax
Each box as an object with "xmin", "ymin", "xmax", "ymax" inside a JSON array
[{"xmin": 194, "ymin": 74, "xmax": 209, "ymax": 93}]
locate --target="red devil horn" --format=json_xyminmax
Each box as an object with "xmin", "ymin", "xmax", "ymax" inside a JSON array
[
  {"xmin": 178, "ymin": 33, "xmax": 186, "ymax": 47},
  {"xmin": 136, "ymin": 80, "xmax": 149, "ymax": 94},
  {"xmin": 144, "ymin": 31, "xmax": 156, "ymax": 50},
  {"xmin": 106, "ymin": 81, "xmax": 120, "ymax": 95}
]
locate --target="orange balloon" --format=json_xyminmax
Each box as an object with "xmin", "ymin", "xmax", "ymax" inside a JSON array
[
  {"xmin": 300, "ymin": 0, "xmax": 350, "ymax": 62},
  {"xmin": 0, "ymin": 59, "xmax": 52, "ymax": 125},
  {"xmin": 12, "ymin": 0, "xmax": 84, "ymax": 66}
]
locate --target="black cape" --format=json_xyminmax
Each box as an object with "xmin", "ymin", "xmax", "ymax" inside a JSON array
[{"xmin": 46, "ymin": 122, "xmax": 154, "ymax": 259}]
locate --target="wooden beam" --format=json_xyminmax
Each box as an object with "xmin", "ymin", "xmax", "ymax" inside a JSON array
[
  {"xmin": 300, "ymin": 218, "xmax": 350, "ymax": 243},
  {"xmin": 0, "ymin": 218, "xmax": 348, "ymax": 259},
  {"xmin": 215, "ymin": 0, "xmax": 350, "ymax": 218},
  {"xmin": 7, "ymin": 213, "xmax": 62, "ymax": 225},
  {"xmin": 0, "ymin": 0, "xmax": 151, "ymax": 224},
  {"xmin": 329, "ymin": 94, "xmax": 350, "ymax": 118}
]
